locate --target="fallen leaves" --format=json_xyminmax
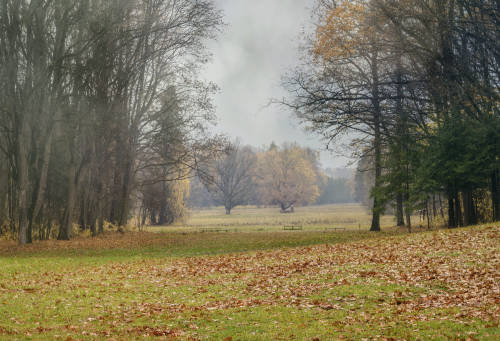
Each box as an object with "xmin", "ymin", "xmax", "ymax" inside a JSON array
[
  {"xmin": 127, "ymin": 325, "xmax": 180, "ymax": 337},
  {"xmin": 0, "ymin": 225, "xmax": 498, "ymax": 339}
]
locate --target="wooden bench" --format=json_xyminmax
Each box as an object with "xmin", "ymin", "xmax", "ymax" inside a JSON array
[
  {"xmin": 283, "ymin": 225, "xmax": 303, "ymax": 231},
  {"xmin": 200, "ymin": 228, "xmax": 230, "ymax": 233}
]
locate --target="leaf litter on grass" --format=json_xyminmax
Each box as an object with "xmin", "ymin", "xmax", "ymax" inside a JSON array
[{"xmin": 0, "ymin": 225, "xmax": 498, "ymax": 339}]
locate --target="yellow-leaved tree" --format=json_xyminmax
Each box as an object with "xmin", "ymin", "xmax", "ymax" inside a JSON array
[
  {"xmin": 285, "ymin": 0, "xmax": 387, "ymax": 230},
  {"xmin": 314, "ymin": 0, "xmax": 370, "ymax": 60},
  {"xmin": 257, "ymin": 144, "xmax": 320, "ymax": 212}
]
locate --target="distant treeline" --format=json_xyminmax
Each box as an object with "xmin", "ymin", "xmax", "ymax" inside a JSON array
[{"xmin": 284, "ymin": 0, "xmax": 500, "ymax": 231}]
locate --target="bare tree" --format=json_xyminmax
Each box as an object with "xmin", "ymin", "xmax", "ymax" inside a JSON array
[
  {"xmin": 282, "ymin": 0, "xmax": 391, "ymax": 230},
  {"xmin": 201, "ymin": 142, "xmax": 257, "ymax": 215}
]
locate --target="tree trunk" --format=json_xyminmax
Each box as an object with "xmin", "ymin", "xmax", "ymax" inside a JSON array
[
  {"xmin": 90, "ymin": 209, "xmax": 97, "ymax": 237},
  {"xmin": 98, "ymin": 213, "xmax": 104, "ymax": 235},
  {"xmin": 158, "ymin": 179, "xmax": 168, "ymax": 224},
  {"xmin": 439, "ymin": 194, "xmax": 445, "ymax": 218},
  {"xmin": 141, "ymin": 208, "xmax": 147, "ymax": 229},
  {"xmin": 27, "ymin": 110, "xmax": 58, "ymax": 242},
  {"xmin": 394, "ymin": 51, "xmax": 406, "ymax": 229},
  {"xmin": 370, "ymin": 47, "xmax": 382, "ymax": 232},
  {"xmin": 405, "ymin": 206, "xmax": 412, "ymax": 233},
  {"xmin": 492, "ymin": 169, "xmax": 500, "ymax": 221},
  {"xmin": 432, "ymin": 194, "xmax": 437, "ymax": 218},
  {"xmin": 454, "ymin": 192, "xmax": 463, "ymax": 227},
  {"xmin": 118, "ymin": 159, "xmax": 133, "ymax": 227},
  {"xmin": 225, "ymin": 206, "xmax": 231, "ymax": 215},
  {"xmin": 0, "ymin": 167, "xmax": 7, "ymax": 231},
  {"xmin": 448, "ymin": 194, "xmax": 456, "ymax": 228},
  {"xmin": 58, "ymin": 164, "xmax": 77, "ymax": 241},
  {"xmin": 463, "ymin": 190, "xmax": 477, "ymax": 226},
  {"xmin": 404, "ymin": 178, "xmax": 411, "ymax": 232},
  {"xmin": 46, "ymin": 219, "xmax": 52, "ymax": 240},
  {"xmin": 17, "ymin": 119, "xmax": 30, "ymax": 245},
  {"xmin": 396, "ymin": 193, "xmax": 404, "ymax": 226},
  {"xmin": 280, "ymin": 202, "xmax": 292, "ymax": 213},
  {"xmin": 426, "ymin": 200, "xmax": 432, "ymax": 230}
]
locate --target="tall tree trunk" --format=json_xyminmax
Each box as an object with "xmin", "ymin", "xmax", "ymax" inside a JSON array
[
  {"xmin": 463, "ymin": 190, "xmax": 477, "ymax": 226},
  {"xmin": 27, "ymin": 87, "xmax": 61, "ymax": 242},
  {"xmin": 140, "ymin": 207, "xmax": 147, "ymax": 229},
  {"xmin": 0, "ymin": 166, "xmax": 7, "ymax": 231},
  {"xmin": 98, "ymin": 211, "xmax": 104, "ymax": 235},
  {"xmin": 448, "ymin": 194, "xmax": 456, "ymax": 228},
  {"xmin": 158, "ymin": 180, "xmax": 168, "ymax": 225},
  {"xmin": 405, "ymin": 181, "xmax": 411, "ymax": 233},
  {"xmin": 439, "ymin": 194, "xmax": 445, "ymax": 218},
  {"xmin": 90, "ymin": 209, "xmax": 97, "ymax": 237},
  {"xmin": 432, "ymin": 194, "xmax": 437, "ymax": 218},
  {"xmin": 404, "ymin": 176, "xmax": 411, "ymax": 232},
  {"xmin": 394, "ymin": 51, "xmax": 406, "ymax": 229},
  {"xmin": 405, "ymin": 204, "xmax": 412, "ymax": 233},
  {"xmin": 370, "ymin": 47, "xmax": 382, "ymax": 232},
  {"xmin": 426, "ymin": 199, "xmax": 432, "ymax": 230},
  {"xmin": 492, "ymin": 169, "xmax": 500, "ymax": 221},
  {"xmin": 58, "ymin": 164, "xmax": 77, "ymax": 241},
  {"xmin": 17, "ymin": 119, "xmax": 30, "ymax": 245},
  {"xmin": 118, "ymin": 158, "xmax": 133, "ymax": 227},
  {"xmin": 396, "ymin": 193, "xmax": 404, "ymax": 226},
  {"xmin": 454, "ymin": 192, "xmax": 463, "ymax": 227}
]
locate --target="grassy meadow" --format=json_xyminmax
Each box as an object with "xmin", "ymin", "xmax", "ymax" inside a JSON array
[
  {"xmin": 146, "ymin": 204, "xmax": 418, "ymax": 233},
  {"xmin": 0, "ymin": 205, "xmax": 498, "ymax": 340}
]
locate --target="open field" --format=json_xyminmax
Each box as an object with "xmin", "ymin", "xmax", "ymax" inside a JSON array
[
  {"xmin": 147, "ymin": 204, "xmax": 423, "ymax": 233},
  {"xmin": 0, "ymin": 219, "xmax": 498, "ymax": 340}
]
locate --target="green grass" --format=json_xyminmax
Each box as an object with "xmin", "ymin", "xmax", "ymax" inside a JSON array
[{"xmin": 0, "ymin": 205, "xmax": 498, "ymax": 340}]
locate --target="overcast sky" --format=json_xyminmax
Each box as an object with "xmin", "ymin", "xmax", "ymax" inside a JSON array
[{"xmin": 202, "ymin": 0, "xmax": 353, "ymax": 169}]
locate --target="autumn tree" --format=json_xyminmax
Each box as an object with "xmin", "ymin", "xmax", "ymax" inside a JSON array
[
  {"xmin": 283, "ymin": 0, "xmax": 392, "ymax": 230},
  {"xmin": 257, "ymin": 144, "xmax": 320, "ymax": 212}
]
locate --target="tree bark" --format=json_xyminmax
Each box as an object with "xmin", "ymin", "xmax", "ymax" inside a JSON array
[
  {"xmin": 454, "ymin": 192, "xmax": 463, "ymax": 227},
  {"xmin": 463, "ymin": 190, "xmax": 477, "ymax": 226},
  {"xmin": 448, "ymin": 194, "xmax": 456, "ymax": 228},
  {"xmin": 405, "ymin": 204, "xmax": 412, "ymax": 233},
  {"xmin": 432, "ymin": 195, "xmax": 437, "ymax": 218},
  {"xmin": 426, "ymin": 199, "xmax": 432, "ymax": 230},
  {"xmin": 396, "ymin": 193, "xmax": 404, "ymax": 226},
  {"xmin": 370, "ymin": 47, "xmax": 382, "ymax": 232},
  {"xmin": 58, "ymin": 164, "xmax": 77, "ymax": 241},
  {"xmin": 439, "ymin": 194, "xmax": 445, "ymax": 218},
  {"xmin": 118, "ymin": 158, "xmax": 133, "ymax": 228},
  {"xmin": 492, "ymin": 169, "xmax": 500, "ymax": 221},
  {"xmin": 17, "ymin": 119, "xmax": 30, "ymax": 245}
]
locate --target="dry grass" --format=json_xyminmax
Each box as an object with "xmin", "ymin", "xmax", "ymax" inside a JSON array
[{"xmin": 147, "ymin": 204, "xmax": 423, "ymax": 233}]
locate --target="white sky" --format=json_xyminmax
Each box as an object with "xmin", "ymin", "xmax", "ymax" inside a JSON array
[{"xmin": 202, "ymin": 0, "xmax": 353, "ymax": 169}]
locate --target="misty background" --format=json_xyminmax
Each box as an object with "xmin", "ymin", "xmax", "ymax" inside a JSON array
[{"xmin": 203, "ymin": 0, "xmax": 352, "ymax": 169}]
